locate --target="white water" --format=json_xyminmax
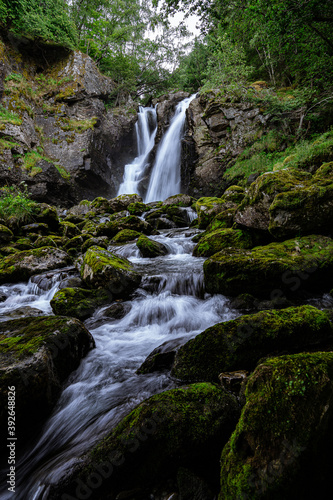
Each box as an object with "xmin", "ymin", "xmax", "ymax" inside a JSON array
[
  {"xmin": 0, "ymin": 228, "xmax": 237, "ymax": 500},
  {"xmin": 117, "ymin": 106, "xmax": 157, "ymax": 196},
  {"xmin": 145, "ymin": 94, "xmax": 197, "ymax": 203}
]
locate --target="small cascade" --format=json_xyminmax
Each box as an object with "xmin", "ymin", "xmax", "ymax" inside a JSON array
[
  {"xmin": 145, "ymin": 94, "xmax": 197, "ymax": 203},
  {"xmin": 117, "ymin": 106, "xmax": 157, "ymax": 196}
]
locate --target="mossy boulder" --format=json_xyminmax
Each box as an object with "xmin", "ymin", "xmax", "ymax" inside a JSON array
[
  {"xmin": 21, "ymin": 223, "xmax": 49, "ymax": 236},
  {"xmin": 195, "ymin": 197, "xmax": 227, "ymax": 229},
  {"xmin": 51, "ymin": 287, "xmax": 112, "ymax": 320},
  {"xmin": 268, "ymin": 162, "xmax": 333, "ymax": 239},
  {"xmin": 108, "ymin": 194, "xmax": 143, "ymax": 213},
  {"xmin": 193, "ymin": 229, "xmax": 253, "ymax": 257},
  {"xmin": 80, "ymin": 246, "xmax": 141, "ymax": 296},
  {"xmin": 163, "ymin": 194, "xmax": 196, "ymax": 207},
  {"xmin": 204, "ymin": 235, "xmax": 333, "ymax": 297},
  {"xmin": 12, "ymin": 237, "xmax": 34, "ymax": 250},
  {"xmin": 111, "ymin": 229, "xmax": 141, "ymax": 243},
  {"xmin": 48, "ymin": 383, "xmax": 240, "ymax": 500},
  {"xmin": 97, "ymin": 216, "xmax": 154, "ymax": 238},
  {"xmin": 235, "ymin": 169, "xmax": 311, "ymax": 232},
  {"xmin": 0, "ymin": 247, "xmax": 72, "ymax": 284},
  {"xmin": 136, "ymin": 234, "xmax": 168, "ymax": 258},
  {"xmin": 0, "ymin": 316, "xmax": 94, "ymax": 452},
  {"xmin": 127, "ymin": 202, "xmax": 149, "ymax": 215},
  {"xmin": 0, "ymin": 224, "xmax": 13, "ymax": 244},
  {"xmin": 60, "ymin": 221, "xmax": 81, "ymax": 238},
  {"xmin": 172, "ymin": 306, "xmax": 333, "ymax": 382},
  {"xmin": 91, "ymin": 197, "xmax": 115, "ymax": 214},
  {"xmin": 34, "ymin": 235, "xmax": 58, "ymax": 248},
  {"xmin": 81, "ymin": 236, "xmax": 108, "ymax": 252},
  {"xmin": 35, "ymin": 203, "xmax": 60, "ymax": 231},
  {"xmin": 219, "ymin": 353, "xmax": 333, "ymax": 499}
]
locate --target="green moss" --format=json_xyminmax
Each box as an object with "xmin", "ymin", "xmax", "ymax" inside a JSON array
[
  {"xmin": 0, "ymin": 106, "xmax": 22, "ymax": 126},
  {"xmin": 51, "ymin": 287, "xmax": 111, "ymax": 320},
  {"xmin": 60, "ymin": 117, "xmax": 97, "ymax": 133},
  {"xmin": 193, "ymin": 228, "xmax": 253, "ymax": 257},
  {"xmin": 127, "ymin": 202, "xmax": 149, "ymax": 215},
  {"xmin": 204, "ymin": 234, "xmax": 333, "ymax": 297},
  {"xmin": 172, "ymin": 306, "xmax": 333, "ymax": 382},
  {"xmin": 112, "ymin": 229, "xmax": 141, "ymax": 243},
  {"xmin": 219, "ymin": 352, "xmax": 333, "ymax": 499}
]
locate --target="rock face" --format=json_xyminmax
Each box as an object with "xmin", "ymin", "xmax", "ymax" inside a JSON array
[
  {"xmin": 171, "ymin": 306, "xmax": 333, "ymax": 382},
  {"xmin": 0, "ymin": 316, "xmax": 95, "ymax": 452},
  {"xmin": 183, "ymin": 92, "xmax": 269, "ymax": 197},
  {"xmin": 47, "ymin": 383, "xmax": 240, "ymax": 500},
  {"xmin": 0, "ymin": 36, "xmax": 137, "ymax": 204},
  {"xmin": 80, "ymin": 246, "xmax": 141, "ymax": 296},
  {"xmin": 219, "ymin": 353, "xmax": 333, "ymax": 499},
  {"xmin": 203, "ymin": 234, "xmax": 333, "ymax": 298}
]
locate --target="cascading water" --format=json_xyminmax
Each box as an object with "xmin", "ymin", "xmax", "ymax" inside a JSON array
[
  {"xmin": 0, "ymin": 228, "xmax": 237, "ymax": 500},
  {"xmin": 117, "ymin": 106, "xmax": 157, "ymax": 196},
  {"xmin": 145, "ymin": 94, "xmax": 197, "ymax": 203}
]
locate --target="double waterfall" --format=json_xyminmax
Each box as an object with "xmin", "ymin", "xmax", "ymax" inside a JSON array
[{"xmin": 118, "ymin": 94, "xmax": 196, "ymax": 202}]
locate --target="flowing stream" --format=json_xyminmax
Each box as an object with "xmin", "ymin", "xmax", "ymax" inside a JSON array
[
  {"xmin": 0, "ymin": 228, "xmax": 236, "ymax": 499},
  {"xmin": 0, "ymin": 95, "xmax": 235, "ymax": 499}
]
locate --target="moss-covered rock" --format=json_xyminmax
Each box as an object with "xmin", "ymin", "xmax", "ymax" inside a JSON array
[
  {"xmin": 0, "ymin": 316, "xmax": 94, "ymax": 452},
  {"xmin": 112, "ymin": 229, "xmax": 141, "ymax": 243},
  {"xmin": 80, "ymin": 246, "xmax": 141, "ymax": 296},
  {"xmin": 97, "ymin": 216, "xmax": 154, "ymax": 238},
  {"xmin": 195, "ymin": 197, "xmax": 227, "ymax": 229},
  {"xmin": 172, "ymin": 306, "xmax": 333, "ymax": 382},
  {"xmin": 48, "ymin": 383, "xmax": 240, "ymax": 500},
  {"xmin": 219, "ymin": 352, "xmax": 333, "ymax": 499},
  {"xmin": 163, "ymin": 194, "xmax": 196, "ymax": 207},
  {"xmin": 21, "ymin": 223, "xmax": 49, "ymax": 236},
  {"xmin": 127, "ymin": 202, "xmax": 149, "ymax": 215},
  {"xmin": 0, "ymin": 247, "xmax": 71, "ymax": 284},
  {"xmin": 35, "ymin": 203, "xmax": 60, "ymax": 231},
  {"xmin": 34, "ymin": 235, "xmax": 57, "ymax": 248},
  {"xmin": 12, "ymin": 237, "xmax": 34, "ymax": 250},
  {"xmin": 81, "ymin": 236, "xmax": 108, "ymax": 252},
  {"xmin": 0, "ymin": 224, "xmax": 13, "ymax": 244},
  {"xmin": 51, "ymin": 287, "xmax": 112, "ymax": 320},
  {"xmin": 204, "ymin": 235, "xmax": 333, "ymax": 297},
  {"xmin": 59, "ymin": 220, "xmax": 81, "ymax": 238},
  {"xmin": 136, "ymin": 234, "xmax": 168, "ymax": 258},
  {"xmin": 193, "ymin": 228, "xmax": 253, "ymax": 257},
  {"xmin": 91, "ymin": 197, "xmax": 115, "ymax": 214}
]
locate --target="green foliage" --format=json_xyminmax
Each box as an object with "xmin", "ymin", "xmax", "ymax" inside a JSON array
[
  {"xmin": 0, "ymin": 184, "xmax": 38, "ymax": 223},
  {"xmin": 0, "ymin": 0, "xmax": 78, "ymax": 48},
  {"xmin": 0, "ymin": 106, "xmax": 22, "ymax": 126}
]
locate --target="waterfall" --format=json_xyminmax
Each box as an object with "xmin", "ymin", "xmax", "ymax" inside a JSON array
[
  {"xmin": 145, "ymin": 94, "xmax": 197, "ymax": 203},
  {"xmin": 117, "ymin": 106, "xmax": 157, "ymax": 196}
]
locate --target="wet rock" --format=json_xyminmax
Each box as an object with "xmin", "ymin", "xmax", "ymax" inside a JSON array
[
  {"xmin": 80, "ymin": 246, "xmax": 141, "ymax": 297},
  {"xmin": 218, "ymin": 371, "xmax": 248, "ymax": 394},
  {"xmin": 102, "ymin": 302, "xmax": 129, "ymax": 320},
  {"xmin": 112, "ymin": 229, "xmax": 141, "ymax": 243},
  {"xmin": 137, "ymin": 336, "xmax": 188, "ymax": 375},
  {"xmin": 171, "ymin": 306, "xmax": 333, "ymax": 382},
  {"xmin": 47, "ymin": 383, "xmax": 240, "ymax": 500},
  {"xmin": 1, "ymin": 306, "xmax": 44, "ymax": 319},
  {"xmin": 0, "ymin": 293, "xmax": 6, "ymax": 303},
  {"xmin": 136, "ymin": 235, "xmax": 168, "ymax": 258},
  {"xmin": 97, "ymin": 216, "xmax": 154, "ymax": 238},
  {"xmin": 51, "ymin": 287, "xmax": 112, "ymax": 320},
  {"xmin": 0, "ymin": 316, "xmax": 94, "ymax": 452},
  {"xmin": 81, "ymin": 236, "xmax": 109, "ymax": 252},
  {"xmin": 30, "ymin": 267, "xmax": 76, "ymax": 292},
  {"xmin": 219, "ymin": 353, "xmax": 333, "ymax": 499},
  {"xmin": 58, "ymin": 276, "xmax": 84, "ymax": 290},
  {"xmin": 0, "ymin": 247, "xmax": 72, "ymax": 284},
  {"xmin": 203, "ymin": 234, "xmax": 333, "ymax": 298}
]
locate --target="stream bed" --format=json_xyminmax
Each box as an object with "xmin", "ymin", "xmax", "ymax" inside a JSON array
[{"xmin": 0, "ymin": 226, "xmax": 237, "ymax": 499}]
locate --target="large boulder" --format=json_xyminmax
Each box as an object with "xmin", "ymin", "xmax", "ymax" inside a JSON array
[
  {"xmin": 219, "ymin": 352, "xmax": 333, "ymax": 499},
  {"xmin": 0, "ymin": 247, "xmax": 71, "ymax": 284},
  {"xmin": 136, "ymin": 234, "xmax": 168, "ymax": 258},
  {"xmin": 0, "ymin": 316, "xmax": 94, "ymax": 452},
  {"xmin": 47, "ymin": 383, "xmax": 240, "ymax": 500},
  {"xmin": 80, "ymin": 246, "xmax": 141, "ymax": 296},
  {"xmin": 203, "ymin": 235, "xmax": 333, "ymax": 297},
  {"xmin": 171, "ymin": 306, "xmax": 333, "ymax": 382}
]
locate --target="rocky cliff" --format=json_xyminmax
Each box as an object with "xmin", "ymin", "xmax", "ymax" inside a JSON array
[{"xmin": 0, "ymin": 35, "xmax": 137, "ymax": 206}]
